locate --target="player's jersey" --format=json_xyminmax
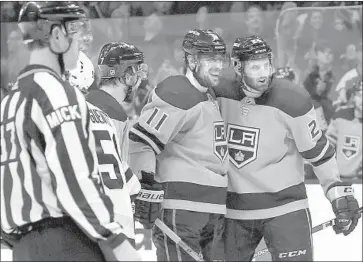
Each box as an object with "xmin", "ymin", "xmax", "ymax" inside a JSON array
[
  {"xmin": 0, "ymin": 65, "xmax": 125, "ymax": 244},
  {"xmin": 85, "ymin": 102, "xmax": 137, "ymax": 239},
  {"xmin": 86, "ymin": 89, "xmax": 130, "ymax": 162},
  {"xmin": 335, "ymin": 67, "xmax": 361, "ymax": 104},
  {"xmin": 129, "ymin": 73, "xmax": 229, "ymax": 214},
  {"xmin": 336, "ymin": 67, "xmax": 360, "ymax": 93},
  {"xmin": 216, "ymin": 77, "xmax": 340, "ymax": 220},
  {"xmin": 326, "ymin": 107, "xmax": 362, "ymax": 178},
  {"xmin": 86, "ymin": 89, "xmax": 141, "ymax": 197}
]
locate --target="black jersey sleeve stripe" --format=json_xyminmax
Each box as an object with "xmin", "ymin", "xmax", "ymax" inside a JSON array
[{"xmin": 129, "ymin": 123, "xmax": 165, "ymax": 154}]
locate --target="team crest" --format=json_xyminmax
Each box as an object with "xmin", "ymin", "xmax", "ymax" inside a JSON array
[
  {"xmin": 341, "ymin": 135, "xmax": 361, "ymax": 160},
  {"xmin": 214, "ymin": 121, "xmax": 228, "ymax": 162},
  {"xmin": 227, "ymin": 124, "xmax": 260, "ymax": 168}
]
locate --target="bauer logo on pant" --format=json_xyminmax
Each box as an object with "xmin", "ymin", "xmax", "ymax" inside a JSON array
[
  {"xmin": 227, "ymin": 124, "xmax": 260, "ymax": 168},
  {"xmin": 214, "ymin": 121, "xmax": 228, "ymax": 162}
]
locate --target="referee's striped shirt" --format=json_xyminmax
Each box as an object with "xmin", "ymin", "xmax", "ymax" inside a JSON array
[{"xmin": 1, "ymin": 65, "xmax": 126, "ymax": 246}]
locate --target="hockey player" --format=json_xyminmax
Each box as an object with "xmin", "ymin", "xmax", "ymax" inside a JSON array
[
  {"xmin": 128, "ymin": 29, "xmax": 230, "ymax": 261},
  {"xmin": 89, "ymin": 42, "xmax": 148, "ymax": 162},
  {"xmin": 1, "ymin": 2, "xmax": 140, "ymax": 261},
  {"xmin": 67, "ymin": 50, "xmax": 142, "ymax": 244},
  {"xmin": 326, "ymin": 79, "xmax": 362, "ymax": 179},
  {"xmin": 214, "ymin": 35, "xmax": 361, "ymax": 261}
]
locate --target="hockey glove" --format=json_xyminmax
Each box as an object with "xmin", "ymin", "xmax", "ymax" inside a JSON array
[
  {"xmin": 326, "ymin": 181, "xmax": 361, "ymax": 236},
  {"xmin": 134, "ymin": 171, "xmax": 164, "ymax": 229}
]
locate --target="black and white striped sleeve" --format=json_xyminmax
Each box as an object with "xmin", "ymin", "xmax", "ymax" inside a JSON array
[{"xmin": 30, "ymin": 72, "xmax": 126, "ymax": 245}]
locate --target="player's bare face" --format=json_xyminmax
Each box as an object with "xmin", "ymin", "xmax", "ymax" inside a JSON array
[
  {"xmin": 197, "ymin": 54, "xmax": 225, "ymax": 87},
  {"xmin": 243, "ymin": 57, "xmax": 272, "ymax": 93}
]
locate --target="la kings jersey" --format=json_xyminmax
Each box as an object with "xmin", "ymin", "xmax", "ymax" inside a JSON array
[
  {"xmin": 216, "ymin": 77, "xmax": 340, "ymax": 220},
  {"xmin": 129, "ymin": 73, "xmax": 229, "ymax": 214},
  {"xmin": 86, "ymin": 91, "xmax": 140, "ymax": 239},
  {"xmin": 326, "ymin": 107, "xmax": 362, "ymax": 178}
]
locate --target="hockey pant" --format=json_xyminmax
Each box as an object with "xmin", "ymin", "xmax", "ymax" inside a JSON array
[
  {"xmin": 12, "ymin": 216, "xmax": 105, "ymax": 261},
  {"xmin": 215, "ymin": 208, "xmax": 314, "ymax": 261},
  {"xmin": 152, "ymin": 208, "xmax": 224, "ymax": 261}
]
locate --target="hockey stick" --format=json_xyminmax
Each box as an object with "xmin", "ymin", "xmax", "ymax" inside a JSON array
[
  {"xmin": 154, "ymin": 218, "xmax": 204, "ymax": 261},
  {"xmin": 253, "ymin": 207, "xmax": 363, "ymax": 259}
]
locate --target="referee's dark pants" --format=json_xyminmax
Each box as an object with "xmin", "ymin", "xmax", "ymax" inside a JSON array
[{"xmin": 9, "ymin": 217, "xmax": 105, "ymax": 261}]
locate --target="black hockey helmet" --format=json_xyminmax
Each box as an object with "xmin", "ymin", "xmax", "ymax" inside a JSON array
[
  {"xmin": 98, "ymin": 42, "xmax": 147, "ymax": 80},
  {"xmin": 182, "ymin": 29, "xmax": 230, "ymax": 69},
  {"xmin": 232, "ymin": 35, "xmax": 273, "ymax": 62},
  {"xmin": 231, "ymin": 35, "xmax": 274, "ymax": 98},
  {"xmin": 18, "ymin": 1, "xmax": 88, "ymax": 45},
  {"xmin": 182, "ymin": 29, "xmax": 227, "ymax": 56},
  {"xmin": 275, "ymin": 67, "xmax": 296, "ymax": 82}
]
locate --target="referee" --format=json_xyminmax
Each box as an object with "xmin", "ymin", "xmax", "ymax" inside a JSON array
[{"xmin": 0, "ymin": 2, "xmax": 140, "ymax": 261}]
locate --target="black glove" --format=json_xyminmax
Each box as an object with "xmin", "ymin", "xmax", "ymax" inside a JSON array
[
  {"xmin": 327, "ymin": 182, "xmax": 361, "ymax": 236},
  {"xmin": 134, "ymin": 171, "xmax": 164, "ymax": 229}
]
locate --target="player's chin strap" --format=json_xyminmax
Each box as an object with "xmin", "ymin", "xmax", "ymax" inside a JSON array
[{"xmin": 253, "ymin": 207, "xmax": 363, "ymax": 260}]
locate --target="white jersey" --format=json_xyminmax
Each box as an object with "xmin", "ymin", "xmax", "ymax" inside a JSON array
[{"xmin": 87, "ymin": 101, "xmax": 137, "ymax": 239}]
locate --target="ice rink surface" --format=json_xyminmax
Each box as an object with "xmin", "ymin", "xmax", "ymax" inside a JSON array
[{"xmin": 1, "ymin": 184, "xmax": 362, "ymax": 261}]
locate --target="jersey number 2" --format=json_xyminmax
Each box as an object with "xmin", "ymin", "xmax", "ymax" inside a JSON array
[
  {"xmin": 92, "ymin": 130, "xmax": 124, "ymax": 190},
  {"xmin": 308, "ymin": 120, "xmax": 320, "ymax": 140}
]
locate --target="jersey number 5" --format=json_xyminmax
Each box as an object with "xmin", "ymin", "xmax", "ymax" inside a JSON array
[{"xmin": 92, "ymin": 130, "xmax": 124, "ymax": 190}]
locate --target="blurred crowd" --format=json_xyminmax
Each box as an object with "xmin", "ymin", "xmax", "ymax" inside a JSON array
[
  {"xmin": 1, "ymin": 1, "xmax": 362, "ymax": 181},
  {"xmin": 1, "ymin": 1, "xmax": 362, "ymax": 21}
]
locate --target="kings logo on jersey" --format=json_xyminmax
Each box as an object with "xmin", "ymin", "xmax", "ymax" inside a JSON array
[
  {"xmin": 227, "ymin": 124, "xmax": 260, "ymax": 168},
  {"xmin": 214, "ymin": 121, "xmax": 228, "ymax": 162},
  {"xmin": 341, "ymin": 135, "xmax": 360, "ymax": 160}
]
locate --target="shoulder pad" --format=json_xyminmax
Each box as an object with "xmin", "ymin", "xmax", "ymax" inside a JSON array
[
  {"xmin": 332, "ymin": 106, "xmax": 355, "ymax": 121},
  {"xmin": 265, "ymin": 78, "xmax": 313, "ymax": 118},
  {"xmin": 155, "ymin": 75, "xmax": 207, "ymax": 110},
  {"xmin": 86, "ymin": 90, "xmax": 128, "ymax": 122},
  {"xmin": 213, "ymin": 77, "xmax": 244, "ymax": 100}
]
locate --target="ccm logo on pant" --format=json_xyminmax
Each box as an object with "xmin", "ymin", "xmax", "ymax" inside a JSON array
[{"xmin": 279, "ymin": 249, "xmax": 307, "ymax": 258}]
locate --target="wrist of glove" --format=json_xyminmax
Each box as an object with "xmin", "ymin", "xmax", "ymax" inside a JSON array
[
  {"xmin": 134, "ymin": 171, "xmax": 164, "ymax": 229},
  {"xmin": 326, "ymin": 181, "xmax": 361, "ymax": 236}
]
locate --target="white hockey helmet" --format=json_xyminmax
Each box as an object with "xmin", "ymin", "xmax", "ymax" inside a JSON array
[{"xmin": 68, "ymin": 51, "xmax": 95, "ymax": 91}]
